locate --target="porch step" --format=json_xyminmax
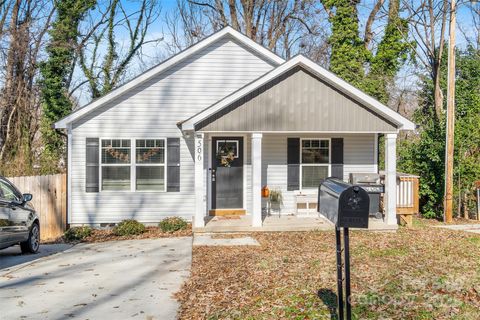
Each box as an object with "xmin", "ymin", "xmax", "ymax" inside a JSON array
[
  {"xmin": 209, "ymin": 209, "xmax": 246, "ymax": 216},
  {"xmin": 193, "ymin": 234, "xmax": 260, "ymax": 246}
]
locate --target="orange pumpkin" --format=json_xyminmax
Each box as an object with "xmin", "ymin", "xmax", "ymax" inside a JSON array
[{"xmin": 261, "ymin": 186, "xmax": 270, "ymax": 198}]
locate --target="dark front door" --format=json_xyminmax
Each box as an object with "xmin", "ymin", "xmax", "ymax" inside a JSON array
[{"xmin": 211, "ymin": 137, "xmax": 244, "ymax": 210}]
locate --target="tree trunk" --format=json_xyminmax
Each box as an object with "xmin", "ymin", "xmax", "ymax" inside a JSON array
[{"xmin": 433, "ymin": 69, "xmax": 444, "ymax": 120}]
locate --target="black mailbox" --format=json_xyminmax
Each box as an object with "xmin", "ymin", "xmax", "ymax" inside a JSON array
[{"xmin": 318, "ymin": 178, "xmax": 370, "ymax": 228}]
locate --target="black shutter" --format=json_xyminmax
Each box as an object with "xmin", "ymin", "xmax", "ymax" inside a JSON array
[
  {"xmin": 167, "ymin": 138, "xmax": 180, "ymax": 192},
  {"xmin": 287, "ymin": 138, "xmax": 300, "ymax": 191},
  {"xmin": 331, "ymin": 138, "xmax": 344, "ymax": 180},
  {"xmin": 86, "ymin": 138, "xmax": 99, "ymax": 192}
]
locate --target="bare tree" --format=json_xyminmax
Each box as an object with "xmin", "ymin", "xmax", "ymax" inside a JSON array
[
  {"xmin": 75, "ymin": 0, "xmax": 162, "ymax": 99},
  {"xmin": 459, "ymin": 0, "xmax": 479, "ymax": 49},
  {"xmin": 0, "ymin": 0, "xmax": 13, "ymax": 37},
  {"xmin": 364, "ymin": 0, "xmax": 386, "ymax": 50},
  {"xmin": 0, "ymin": 0, "xmax": 54, "ymax": 174},
  {"xmin": 166, "ymin": 0, "xmax": 320, "ymax": 58},
  {"xmin": 404, "ymin": 0, "xmax": 449, "ymax": 120},
  {"xmin": 163, "ymin": 0, "xmax": 210, "ymax": 54}
]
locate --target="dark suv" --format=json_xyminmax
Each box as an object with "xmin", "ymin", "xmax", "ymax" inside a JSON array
[{"xmin": 0, "ymin": 176, "xmax": 39, "ymax": 253}]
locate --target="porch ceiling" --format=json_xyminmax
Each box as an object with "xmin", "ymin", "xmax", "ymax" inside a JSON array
[{"xmin": 194, "ymin": 66, "xmax": 398, "ymax": 133}]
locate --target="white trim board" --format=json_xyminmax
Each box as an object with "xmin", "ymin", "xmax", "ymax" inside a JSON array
[
  {"xmin": 197, "ymin": 130, "xmax": 400, "ymax": 134},
  {"xmin": 54, "ymin": 27, "xmax": 284, "ymax": 129},
  {"xmin": 299, "ymin": 137, "xmax": 331, "ymax": 191},
  {"xmin": 182, "ymin": 55, "xmax": 416, "ymax": 131},
  {"xmin": 98, "ymin": 137, "xmax": 168, "ymax": 193},
  {"xmin": 67, "ymin": 124, "xmax": 72, "ymax": 224}
]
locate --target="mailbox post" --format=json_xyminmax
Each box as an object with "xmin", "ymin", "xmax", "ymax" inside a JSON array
[{"xmin": 318, "ymin": 178, "xmax": 370, "ymax": 320}]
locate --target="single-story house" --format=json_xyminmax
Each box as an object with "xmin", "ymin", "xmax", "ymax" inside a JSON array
[{"xmin": 54, "ymin": 27, "xmax": 415, "ymax": 228}]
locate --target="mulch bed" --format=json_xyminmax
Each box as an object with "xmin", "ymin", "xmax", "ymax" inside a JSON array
[
  {"xmin": 82, "ymin": 226, "xmax": 192, "ymax": 243},
  {"xmin": 176, "ymin": 222, "xmax": 480, "ymax": 319},
  {"xmin": 44, "ymin": 225, "xmax": 192, "ymax": 244}
]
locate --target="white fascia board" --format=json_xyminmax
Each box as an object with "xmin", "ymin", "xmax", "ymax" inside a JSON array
[
  {"xmin": 54, "ymin": 26, "xmax": 284, "ymax": 129},
  {"xmin": 183, "ymin": 55, "xmax": 415, "ymax": 131}
]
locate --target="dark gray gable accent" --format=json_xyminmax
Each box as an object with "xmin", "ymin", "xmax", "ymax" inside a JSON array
[
  {"xmin": 86, "ymin": 138, "xmax": 99, "ymax": 193},
  {"xmin": 196, "ymin": 67, "xmax": 398, "ymax": 132},
  {"xmin": 167, "ymin": 138, "xmax": 180, "ymax": 192},
  {"xmin": 331, "ymin": 138, "xmax": 344, "ymax": 180},
  {"xmin": 287, "ymin": 138, "xmax": 300, "ymax": 191}
]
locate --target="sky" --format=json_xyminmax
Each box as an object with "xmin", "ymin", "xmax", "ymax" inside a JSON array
[{"xmin": 73, "ymin": 0, "xmax": 479, "ymax": 106}]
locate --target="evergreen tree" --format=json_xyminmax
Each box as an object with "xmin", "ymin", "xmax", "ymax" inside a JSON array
[
  {"xmin": 323, "ymin": 0, "xmax": 370, "ymax": 88},
  {"xmin": 323, "ymin": 0, "xmax": 410, "ymax": 104},
  {"xmin": 366, "ymin": 0, "xmax": 410, "ymax": 104},
  {"xmin": 40, "ymin": 0, "xmax": 96, "ymax": 171},
  {"xmin": 398, "ymin": 47, "xmax": 480, "ymax": 218},
  {"xmin": 452, "ymin": 47, "xmax": 480, "ymax": 216}
]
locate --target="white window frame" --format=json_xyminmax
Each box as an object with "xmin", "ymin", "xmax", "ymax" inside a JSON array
[
  {"xmin": 215, "ymin": 139, "xmax": 240, "ymax": 158},
  {"xmin": 299, "ymin": 138, "xmax": 331, "ymax": 190},
  {"xmin": 99, "ymin": 138, "xmax": 167, "ymax": 192},
  {"xmin": 134, "ymin": 138, "xmax": 167, "ymax": 192},
  {"xmin": 99, "ymin": 138, "xmax": 132, "ymax": 192}
]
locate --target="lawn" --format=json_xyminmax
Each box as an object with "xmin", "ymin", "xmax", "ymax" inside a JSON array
[{"xmin": 177, "ymin": 222, "xmax": 480, "ymax": 319}]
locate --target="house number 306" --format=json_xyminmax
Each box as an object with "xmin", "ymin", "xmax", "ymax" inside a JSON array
[{"xmin": 196, "ymin": 140, "xmax": 202, "ymax": 162}]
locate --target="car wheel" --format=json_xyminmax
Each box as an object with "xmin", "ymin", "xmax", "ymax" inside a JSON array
[{"xmin": 20, "ymin": 223, "xmax": 40, "ymax": 254}]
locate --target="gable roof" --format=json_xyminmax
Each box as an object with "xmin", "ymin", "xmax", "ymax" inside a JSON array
[
  {"xmin": 181, "ymin": 55, "xmax": 416, "ymax": 131},
  {"xmin": 54, "ymin": 27, "xmax": 285, "ymax": 129},
  {"xmin": 195, "ymin": 66, "xmax": 399, "ymax": 132}
]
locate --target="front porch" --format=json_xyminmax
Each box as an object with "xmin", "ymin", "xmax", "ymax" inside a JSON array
[
  {"xmin": 193, "ymin": 215, "xmax": 398, "ymax": 233},
  {"xmin": 192, "ymin": 132, "xmax": 399, "ymax": 230},
  {"xmin": 184, "ymin": 58, "xmax": 415, "ymax": 230}
]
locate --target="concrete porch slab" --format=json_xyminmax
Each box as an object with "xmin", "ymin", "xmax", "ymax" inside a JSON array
[{"xmin": 193, "ymin": 215, "xmax": 398, "ymax": 233}]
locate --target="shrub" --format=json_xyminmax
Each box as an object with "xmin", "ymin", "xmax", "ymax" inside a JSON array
[
  {"xmin": 159, "ymin": 217, "xmax": 188, "ymax": 232},
  {"xmin": 64, "ymin": 226, "xmax": 92, "ymax": 241},
  {"xmin": 112, "ymin": 219, "xmax": 146, "ymax": 236}
]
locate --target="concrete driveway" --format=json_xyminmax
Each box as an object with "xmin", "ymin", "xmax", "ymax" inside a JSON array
[
  {"xmin": 0, "ymin": 244, "xmax": 73, "ymax": 273},
  {"xmin": 0, "ymin": 237, "xmax": 192, "ymax": 320}
]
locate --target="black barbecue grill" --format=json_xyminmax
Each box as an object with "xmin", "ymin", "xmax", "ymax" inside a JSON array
[{"xmin": 349, "ymin": 173, "xmax": 384, "ymax": 219}]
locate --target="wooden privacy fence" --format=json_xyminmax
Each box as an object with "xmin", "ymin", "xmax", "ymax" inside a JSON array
[{"xmin": 7, "ymin": 174, "xmax": 67, "ymax": 241}]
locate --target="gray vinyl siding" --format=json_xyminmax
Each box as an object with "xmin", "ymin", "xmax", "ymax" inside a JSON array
[
  {"xmin": 343, "ymin": 134, "xmax": 377, "ymax": 181},
  {"xmin": 198, "ymin": 67, "xmax": 398, "ymax": 132},
  {"xmin": 261, "ymin": 133, "xmax": 376, "ymax": 214},
  {"xmin": 69, "ymin": 36, "xmax": 276, "ymax": 224}
]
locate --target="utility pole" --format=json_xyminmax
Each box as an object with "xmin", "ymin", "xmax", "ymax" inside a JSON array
[{"xmin": 444, "ymin": 0, "xmax": 456, "ymax": 223}]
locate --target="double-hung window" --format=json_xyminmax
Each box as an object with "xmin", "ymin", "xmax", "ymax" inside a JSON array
[
  {"xmin": 100, "ymin": 138, "xmax": 166, "ymax": 191},
  {"xmin": 135, "ymin": 139, "xmax": 166, "ymax": 191},
  {"xmin": 300, "ymin": 139, "xmax": 330, "ymax": 189},
  {"xmin": 101, "ymin": 139, "xmax": 131, "ymax": 190}
]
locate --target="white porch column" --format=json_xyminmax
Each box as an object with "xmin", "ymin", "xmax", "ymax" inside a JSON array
[
  {"xmin": 194, "ymin": 132, "xmax": 206, "ymax": 228},
  {"xmin": 251, "ymin": 133, "xmax": 263, "ymax": 227},
  {"xmin": 385, "ymin": 133, "xmax": 398, "ymax": 225}
]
